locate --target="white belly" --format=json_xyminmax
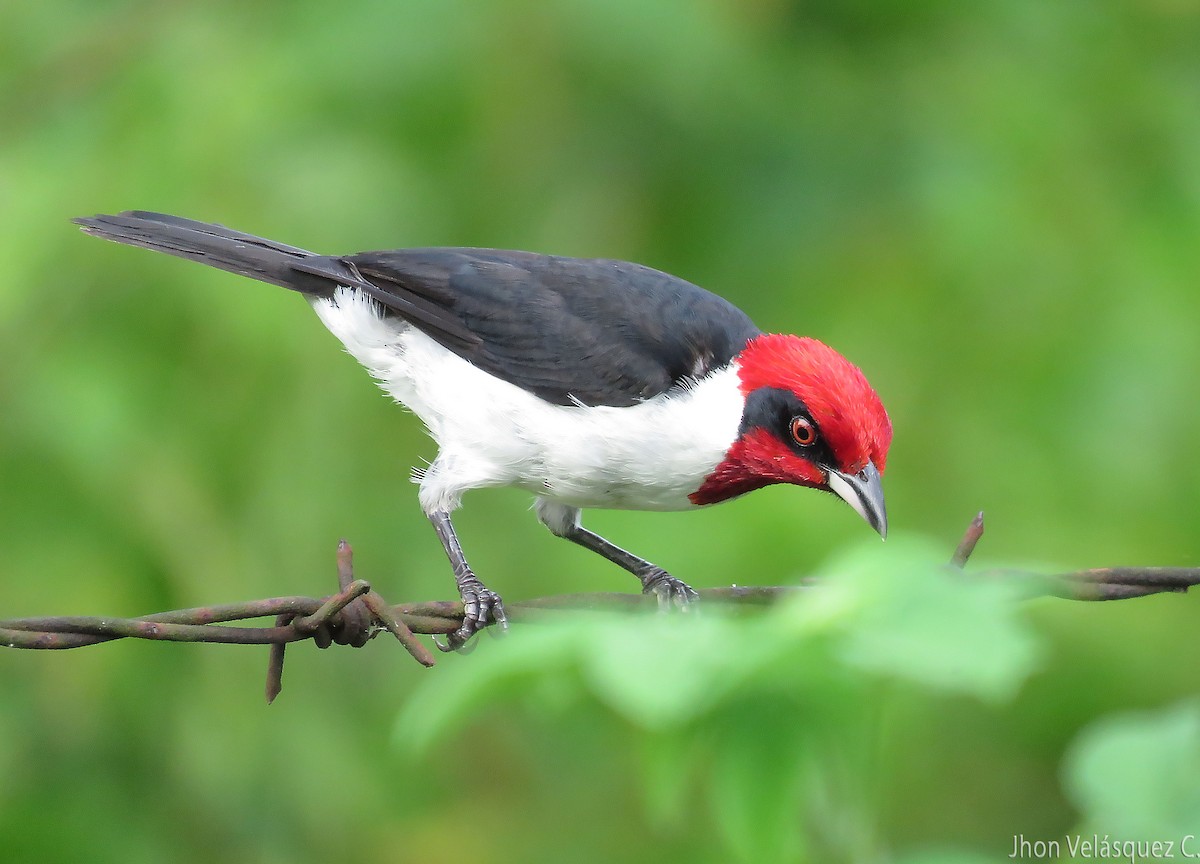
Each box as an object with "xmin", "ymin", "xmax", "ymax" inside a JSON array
[{"xmin": 311, "ymin": 287, "xmax": 742, "ymax": 514}]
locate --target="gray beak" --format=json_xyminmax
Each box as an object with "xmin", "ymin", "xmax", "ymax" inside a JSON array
[{"xmin": 826, "ymin": 461, "xmax": 888, "ymax": 539}]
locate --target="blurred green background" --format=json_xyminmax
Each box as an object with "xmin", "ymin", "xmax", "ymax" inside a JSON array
[{"xmin": 3, "ymin": 1, "xmax": 1199, "ymax": 861}]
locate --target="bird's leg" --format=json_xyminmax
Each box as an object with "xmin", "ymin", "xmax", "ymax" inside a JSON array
[
  {"xmin": 427, "ymin": 509, "xmax": 508, "ymax": 650},
  {"xmin": 536, "ymin": 500, "xmax": 697, "ymax": 607},
  {"xmin": 564, "ymin": 526, "xmax": 698, "ymax": 606}
]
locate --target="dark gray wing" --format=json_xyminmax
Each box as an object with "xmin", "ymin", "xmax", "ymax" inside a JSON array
[
  {"xmin": 75, "ymin": 211, "xmax": 761, "ymax": 407},
  {"xmin": 339, "ymin": 249, "xmax": 762, "ymax": 406}
]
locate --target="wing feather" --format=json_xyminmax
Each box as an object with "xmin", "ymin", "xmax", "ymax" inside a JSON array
[{"xmin": 345, "ymin": 248, "xmax": 761, "ymax": 406}]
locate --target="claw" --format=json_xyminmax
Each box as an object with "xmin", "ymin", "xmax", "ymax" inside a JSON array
[
  {"xmin": 433, "ymin": 632, "xmax": 480, "ymax": 654},
  {"xmin": 438, "ymin": 575, "xmax": 506, "ymax": 652},
  {"xmin": 639, "ymin": 568, "xmax": 699, "ymax": 610}
]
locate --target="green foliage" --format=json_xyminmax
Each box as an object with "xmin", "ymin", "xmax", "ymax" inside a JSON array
[
  {"xmin": 828, "ymin": 540, "xmax": 1041, "ymax": 702},
  {"xmin": 398, "ymin": 538, "xmax": 1044, "ymax": 861},
  {"xmin": 1065, "ymin": 699, "xmax": 1200, "ymax": 840},
  {"xmin": 2, "ymin": 1, "xmax": 1200, "ymax": 862}
]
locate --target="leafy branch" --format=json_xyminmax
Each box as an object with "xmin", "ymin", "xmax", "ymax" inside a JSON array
[{"xmin": 2, "ymin": 513, "xmax": 1197, "ymax": 701}]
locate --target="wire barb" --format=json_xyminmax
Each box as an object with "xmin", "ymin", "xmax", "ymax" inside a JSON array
[
  {"xmin": 3, "ymin": 513, "xmax": 1198, "ymax": 700},
  {"xmin": 951, "ymin": 511, "xmax": 986, "ymax": 568}
]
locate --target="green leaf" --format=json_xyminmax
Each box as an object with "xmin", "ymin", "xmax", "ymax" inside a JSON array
[
  {"xmin": 579, "ymin": 612, "xmax": 773, "ymax": 729},
  {"xmin": 821, "ymin": 538, "xmax": 1042, "ymax": 702},
  {"xmin": 1063, "ymin": 698, "xmax": 1200, "ymax": 839},
  {"xmin": 394, "ymin": 621, "xmax": 586, "ymax": 753}
]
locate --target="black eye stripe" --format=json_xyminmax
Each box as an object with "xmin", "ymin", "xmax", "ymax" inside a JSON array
[{"xmin": 740, "ymin": 386, "xmax": 837, "ymax": 467}]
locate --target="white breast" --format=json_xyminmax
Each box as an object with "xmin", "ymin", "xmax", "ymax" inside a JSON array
[{"xmin": 311, "ymin": 287, "xmax": 744, "ymax": 514}]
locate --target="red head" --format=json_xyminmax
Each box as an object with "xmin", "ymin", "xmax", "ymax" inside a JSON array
[{"xmin": 691, "ymin": 333, "xmax": 893, "ymax": 536}]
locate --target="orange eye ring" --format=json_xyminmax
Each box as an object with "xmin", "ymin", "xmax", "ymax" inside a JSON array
[{"xmin": 790, "ymin": 416, "xmax": 817, "ymax": 447}]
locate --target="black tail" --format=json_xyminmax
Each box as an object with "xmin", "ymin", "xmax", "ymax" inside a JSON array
[
  {"xmin": 74, "ymin": 211, "xmax": 349, "ymax": 298},
  {"xmin": 76, "ymin": 210, "xmax": 486, "ymax": 350}
]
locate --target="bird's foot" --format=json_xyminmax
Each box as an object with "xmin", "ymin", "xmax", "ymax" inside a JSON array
[
  {"xmin": 436, "ymin": 574, "xmax": 508, "ymax": 652},
  {"xmin": 639, "ymin": 568, "xmax": 699, "ymax": 610}
]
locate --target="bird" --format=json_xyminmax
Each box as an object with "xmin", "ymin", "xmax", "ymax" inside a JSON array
[{"xmin": 75, "ymin": 211, "xmax": 892, "ymax": 650}]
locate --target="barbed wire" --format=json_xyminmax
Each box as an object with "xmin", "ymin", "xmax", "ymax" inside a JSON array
[{"xmin": 3, "ymin": 513, "xmax": 1198, "ymax": 701}]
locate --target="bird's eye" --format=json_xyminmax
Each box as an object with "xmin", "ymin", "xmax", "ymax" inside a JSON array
[{"xmin": 790, "ymin": 416, "xmax": 817, "ymax": 447}]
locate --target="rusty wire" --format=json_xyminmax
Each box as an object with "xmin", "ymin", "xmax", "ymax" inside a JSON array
[{"xmin": 2, "ymin": 514, "xmax": 1198, "ymax": 701}]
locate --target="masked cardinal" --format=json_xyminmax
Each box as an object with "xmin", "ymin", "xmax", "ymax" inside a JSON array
[{"xmin": 76, "ymin": 211, "xmax": 892, "ymax": 649}]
